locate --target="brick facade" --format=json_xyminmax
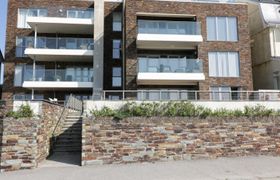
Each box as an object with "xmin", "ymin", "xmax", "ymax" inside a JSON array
[
  {"xmin": 2, "ymin": 0, "xmax": 253, "ymax": 100},
  {"xmin": 2, "ymin": 0, "xmax": 95, "ymax": 100},
  {"xmin": 125, "ymin": 0, "xmax": 253, "ymax": 91}
]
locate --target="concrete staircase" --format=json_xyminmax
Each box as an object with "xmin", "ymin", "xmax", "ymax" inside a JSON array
[{"xmin": 54, "ymin": 111, "xmax": 82, "ymax": 152}]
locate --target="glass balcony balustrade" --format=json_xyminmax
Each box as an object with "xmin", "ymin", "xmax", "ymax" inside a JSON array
[
  {"xmin": 138, "ymin": 57, "xmax": 203, "ymax": 73},
  {"xmin": 138, "ymin": 20, "xmax": 201, "ymax": 35},
  {"xmin": 27, "ymin": 8, "xmax": 94, "ymax": 19},
  {"xmin": 23, "ymin": 68, "xmax": 94, "ymax": 82},
  {"xmin": 34, "ymin": 37, "xmax": 94, "ymax": 50}
]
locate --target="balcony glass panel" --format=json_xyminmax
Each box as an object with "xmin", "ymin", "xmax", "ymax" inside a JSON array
[
  {"xmin": 138, "ymin": 20, "xmax": 201, "ymax": 35},
  {"xmin": 138, "ymin": 57, "xmax": 203, "ymax": 73},
  {"xmin": 23, "ymin": 68, "xmax": 93, "ymax": 82},
  {"xmin": 66, "ymin": 9, "xmax": 94, "ymax": 19},
  {"xmin": 36, "ymin": 37, "xmax": 94, "ymax": 50}
]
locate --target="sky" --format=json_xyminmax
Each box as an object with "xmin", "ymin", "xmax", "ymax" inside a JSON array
[{"xmin": 0, "ymin": 0, "xmax": 8, "ymax": 54}]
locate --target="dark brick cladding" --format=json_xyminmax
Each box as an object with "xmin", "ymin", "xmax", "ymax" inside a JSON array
[
  {"xmin": 104, "ymin": 2, "xmax": 123, "ymax": 91},
  {"xmin": 125, "ymin": 0, "xmax": 253, "ymax": 91},
  {"xmin": 2, "ymin": 0, "xmax": 95, "ymax": 100}
]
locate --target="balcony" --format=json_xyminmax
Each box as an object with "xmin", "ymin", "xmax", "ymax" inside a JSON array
[
  {"xmin": 24, "ymin": 37, "xmax": 94, "ymax": 61},
  {"xmin": 26, "ymin": 9, "xmax": 94, "ymax": 34},
  {"xmin": 137, "ymin": 57, "xmax": 205, "ymax": 85},
  {"xmin": 22, "ymin": 68, "xmax": 93, "ymax": 89},
  {"xmin": 137, "ymin": 20, "xmax": 203, "ymax": 50}
]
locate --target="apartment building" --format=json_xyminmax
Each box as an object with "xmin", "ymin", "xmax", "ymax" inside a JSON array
[
  {"xmin": 246, "ymin": 1, "xmax": 280, "ymax": 90},
  {"xmin": 125, "ymin": 0, "xmax": 253, "ymax": 100},
  {"xmin": 2, "ymin": 0, "xmax": 253, "ymax": 101}
]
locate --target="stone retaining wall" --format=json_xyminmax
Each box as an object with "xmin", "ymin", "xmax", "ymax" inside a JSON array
[
  {"xmin": 0, "ymin": 101, "xmax": 69, "ymax": 172},
  {"xmin": 82, "ymin": 117, "xmax": 280, "ymax": 165}
]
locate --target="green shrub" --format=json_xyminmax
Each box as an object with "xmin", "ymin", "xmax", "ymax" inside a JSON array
[
  {"xmin": 91, "ymin": 102, "xmax": 279, "ymax": 119},
  {"xmin": 91, "ymin": 107, "xmax": 117, "ymax": 117},
  {"xmin": 6, "ymin": 104, "xmax": 33, "ymax": 119}
]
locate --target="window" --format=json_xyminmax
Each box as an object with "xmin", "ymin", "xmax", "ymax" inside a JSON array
[
  {"xmin": 113, "ymin": 40, "xmax": 121, "ymax": 59},
  {"xmin": 273, "ymin": 28, "xmax": 280, "ymax": 57},
  {"xmin": 14, "ymin": 94, "xmax": 44, "ymax": 100},
  {"xmin": 208, "ymin": 52, "xmax": 240, "ymax": 77},
  {"xmin": 273, "ymin": 71, "xmax": 280, "ymax": 90},
  {"xmin": 16, "ymin": 37, "xmax": 34, "ymax": 57},
  {"xmin": 113, "ymin": 12, "xmax": 122, "ymax": 31},
  {"xmin": 207, "ymin": 17, "xmax": 238, "ymax": 41},
  {"xmin": 112, "ymin": 67, "xmax": 122, "ymax": 87},
  {"xmin": 14, "ymin": 64, "xmax": 24, "ymax": 87},
  {"xmin": 210, "ymin": 86, "xmax": 241, "ymax": 101},
  {"xmin": 17, "ymin": 8, "xmax": 47, "ymax": 28}
]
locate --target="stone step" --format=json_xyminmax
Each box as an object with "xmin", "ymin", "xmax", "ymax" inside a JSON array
[
  {"xmin": 62, "ymin": 126, "xmax": 81, "ymax": 129},
  {"xmin": 61, "ymin": 126, "xmax": 82, "ymax": 132},
  {"xmin": 56, "ymin": 136, "xmax": 82, "ymax": 141},
  {"xmin": 54, "ymin": 147, "xmax": 81, "ymax": 152},
  {"xmin": 66, "ymin": 115, "xmax": 82, "ymax": 119},
  {"xmin": 63, "ymin": 120, "xmax": 82, "ymax": 124},
  {"xmin": 56, "ymin": 139, "xmax": 81, "ymax": 144},
  {"xmin": 58, "ymin": 131, "xmax": 81, "ymax": 136},
  {"xmin": 55, "ymin": 143, "xmax": 81, "ymax": 147}
]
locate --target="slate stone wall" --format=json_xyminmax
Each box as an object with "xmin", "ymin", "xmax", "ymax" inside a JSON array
[
  {"xmin": 82, "ymin": 117, "xmax": 280, "ymax": 165},
  {"xmin": 0, "ymin": 101, "xmax": 68, "ymax": 172}
]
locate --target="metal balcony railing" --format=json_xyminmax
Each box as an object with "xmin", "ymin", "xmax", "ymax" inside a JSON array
[{"xmin": 91, "ymin": 90, "xmax": 280, "ymax": 101}]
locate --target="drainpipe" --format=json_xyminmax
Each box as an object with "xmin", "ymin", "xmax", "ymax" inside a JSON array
[{"xmin": 122, "ymin": 0, "xmax": 126, "ymax": 92}]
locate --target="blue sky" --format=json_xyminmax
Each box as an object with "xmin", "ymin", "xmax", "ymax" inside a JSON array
[{"xmin": 0, "ymin": 0, "xmax": 8, "ymax": 54}]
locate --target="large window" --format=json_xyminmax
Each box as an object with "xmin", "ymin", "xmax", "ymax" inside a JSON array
[
  {"xmin": 17, "ymin": 8, "xmax": 47, "ymax": 28},
  {"xmin": 16, "ymin": 36, "xmax": 34, "ymax": 57},
  {"xmin": 113, "ymin": 40, "xmax": 121, "ymax": 59},
  {"xmin": 112, "ymin": 67, "xmax": 122, "ymax": 87},
  {"xmin": 208, "ymin": 52, "xmax": 240, "ymax": 77},
  {"xmin": 113, "ymin": 12, "xmax": 122, "ymax": 31},
  {"xmin": 207, "ymin": 17, "xmax": 238, "ymax": 41}
]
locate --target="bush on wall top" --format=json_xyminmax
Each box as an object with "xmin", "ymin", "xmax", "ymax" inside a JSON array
[
  {"xmin": 6, "ymin": 104, "xmax": 34, "ymax": 119},
  {"xmin": 91, "ymin": 102, "xmax": 280, "ymax": 119}
]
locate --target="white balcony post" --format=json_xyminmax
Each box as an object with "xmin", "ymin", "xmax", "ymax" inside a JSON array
[
  {"xmin": 31, "ymin": 89, "xmax": 34, "ymax": 100},
  {"xmin": 34, "ymin": 25, "xmax": 37, "ymax": 48}
]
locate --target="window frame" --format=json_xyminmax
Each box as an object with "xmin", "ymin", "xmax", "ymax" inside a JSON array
[
  {"xmin": 112, "ymin": 39, "xmax": 121, "ymax": 59},
  {"xmin": 206, "ymin": 16, "xmax": 238, "ymax": 42},
  {"xmin": 208, "ymin": 51, "xmax": 240, "ymax": 78},
  {"xmin": 113, "ymin": 12, "xmax": 122, "ymax": 32},
  {"xmin": 112, "ymin": 67, "xmax": 122, "ymax": 87}
]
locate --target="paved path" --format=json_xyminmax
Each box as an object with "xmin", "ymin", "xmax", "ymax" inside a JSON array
[{"xmin": 1, "ymin": 156, "xmax": 280, "ymax": 180}]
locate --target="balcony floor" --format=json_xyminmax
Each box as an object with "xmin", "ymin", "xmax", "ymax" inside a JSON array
[
  {"xmin": 27, "ymin": 17, "xmax": 94, "ymax": 34},
  {"xmin": 25, "ymin": 49, "xmax": 94, "ymax": 62},
  {"xmin": 23, "ymin": 81, "xmax": 93, "ymax": 90},
  {"xmin": 137, "ymin": 72, "xmax": 205, "ymax": 85},
  {"xmin": 137, "ymin": 34, "xmax": 203, "ymax": 50}
]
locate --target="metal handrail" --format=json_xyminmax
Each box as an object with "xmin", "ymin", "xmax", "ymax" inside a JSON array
[
  {"xmin": 51, "ymin": 94, "xmax": 82, "ymax": 137},
  {"xmin": 93, "ymin": 90, "xmax": 280, "ymax": 101}
]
